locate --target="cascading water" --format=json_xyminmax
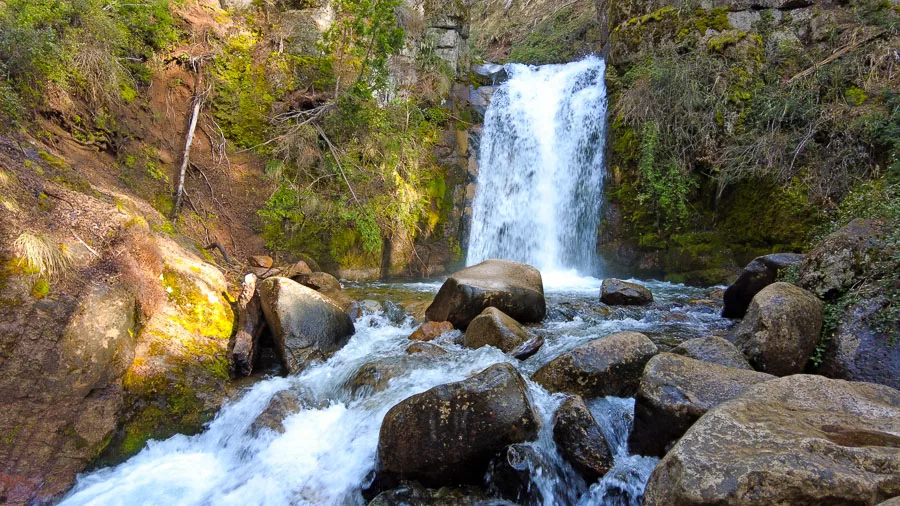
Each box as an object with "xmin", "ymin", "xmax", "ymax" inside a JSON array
[{"xmin": 467, "ymin": 57, "xmax": 608, "ymax": 278}]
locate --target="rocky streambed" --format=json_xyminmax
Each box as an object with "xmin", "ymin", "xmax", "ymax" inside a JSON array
[{"xmin": 58, "ymin": 257, "xmax": 900, "ymax": 505}]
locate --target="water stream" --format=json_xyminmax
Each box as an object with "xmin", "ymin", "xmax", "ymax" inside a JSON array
[{"xmin": 60, "ymin": 58, "xmax": 731, "ymax": 505}]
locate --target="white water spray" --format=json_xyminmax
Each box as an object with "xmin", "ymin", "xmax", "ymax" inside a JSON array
[{"xmin": 467, "ymin": 57, "xmax": 609, "ymax": 279}]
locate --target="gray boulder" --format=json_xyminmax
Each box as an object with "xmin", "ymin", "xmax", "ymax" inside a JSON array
[
  {"xmin": 376, "ymin": 363, "xmax": 539, "ymax": 486},
  {"xmin": 729, "ymin": 282, "xmax": 823, "ymax": 376},
  {"xmin": 797, "ymin": 218, "xmax": 887, "ymax": 300},
  {"xmin": 723, "ymin": 253, "xmax": 805, "ymax": 318},
  {"xmin": 464, "ymin": 307, "xmax": 530, "ymax": 353},
  {"xmin": 669, "ymin": 336, "xmax": 753, "ymax": 370},
  {"xmin": 644, "ymin": 375, "xmax": 900, "ymax": 506},
  {"xmin": 600, "ymin": 279, "xmax": 653, "ymax": 306},
  {"xmin": 426, "ymin": 260, "xmax": 546, "ymax": 329},
  {"xmin": 629, "ymin": 353, "xmax": 774, "ymax": 457},
  {"xmin": 258, "ymin": 277, "xmax": 355, "ymax": 374},
  {"xmin": 532, "ymin": 332, "xmax": 658, "ymax": 398},
  {"xmin": 471, "ymin": 62, "xmax": 508, "ymax": 86}
]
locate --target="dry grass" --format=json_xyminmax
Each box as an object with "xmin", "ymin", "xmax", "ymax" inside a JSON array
[
  {"xmin": 113, "ymin": 227, "xmax": 166, "ymax": 319},
  {"xmin": 13, "ymin": 232, "xmax": 72, "ymax": 280}
]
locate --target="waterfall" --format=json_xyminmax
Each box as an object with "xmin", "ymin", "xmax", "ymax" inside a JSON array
[{"xmin": 467, "ymin": 57, "xmax": 608, "ymax": 277}]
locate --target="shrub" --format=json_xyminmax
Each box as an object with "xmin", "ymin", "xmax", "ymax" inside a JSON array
[{"xmin": 13, "ymin": 231, "xmax": 71, "ymax": 280}]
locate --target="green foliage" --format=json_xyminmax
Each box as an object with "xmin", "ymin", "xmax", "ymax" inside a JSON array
[
  {"xmin": 0, "ymin": 0, "xmax": 178, "ymax": 124},
  {"xmin": 507, "ymin": 7, "xmax": 600, "ymax": 65},
  {"xmin": 634, "ymin": 121, "xmax": 695, "ymax": 231}
]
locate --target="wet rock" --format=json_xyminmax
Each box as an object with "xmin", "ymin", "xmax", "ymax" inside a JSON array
[
  {"xmin": 425, "ymin": 259, "xmax": 546, "ymax": 329},
  {"xmin": 819, "ymin": 296, "xmax": 900, "ymax": 390},
  {"xmin": 376, "ymin": 363, "xmax": 539, "ymax": 487},
  {"xmin": 486, "ymin": 444, "xmax": 546, "ymax": 506},
  {"xmin": 249, "ymin": 255, "xmax": 274, "ymax": 268},
  {"xmin": 669, "ymin": 336, "xmax": 753, "ymax": 370},
  {"xmin": 409, "ymin": 321, "xmax": 454, "ymax": 342},
  {"xmin": 600, "ymin": 279, "xmax": 653, "ymax": 306},
  {"xmin": 629, "ymin": 353, "xmax": 774, "ymax": 457},
  {"xmin": 258, "ymin": 277, "xmax": 355, "ymax": 374},
  {"xmin": 347, "ymin": 357, "xmax": 408, "ymax": 397},
  {"xmin": 508, "ymin": 336, "xmax": 544, "ymax": 361},
  {"xmin": 464, "ymin": 307, "xmax": 530, "ymax": 353},
  {"xmin": 349, "ymin": 299, "xmax": 385, "ymax": 318},
  {"xmin": 723, "ymin": 253, "xmax": 805, "ymax": 318},
  {"xmin": 728, "ymin": 282, "xmax": 823, "ymax": 376},
  {"xmin": 384, "ymin": 301, "xmax": 409, "ymax": 324},
  {"xmin": 532, "ymin": 332, "xmax": 658, "ymax": 398},
  {"xmin": 406, "ymin": 342, "xmax": 449, "ymax": 358},
  {"xmin": 797, "ymin": 218, "xmax": 887, "ymax": 300},
  {"xmin": 471, "ymin": 62, "xmax": 508, "ymax": 85},
  {"xmin": 644, "ymin": 375, "xmax": 900, "ymax": 506},
  {"xmin": 553, "ymin": 395, "xmax": 614, "ymax": 482},
  {"xmin": 369, "ymin": 481, "xmax": 509, "ymax": 506}
]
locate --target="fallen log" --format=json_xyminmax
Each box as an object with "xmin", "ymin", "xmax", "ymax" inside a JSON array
[{"xmin": 231, "ymin": 273, "xmax": 267, "ymax": 377}]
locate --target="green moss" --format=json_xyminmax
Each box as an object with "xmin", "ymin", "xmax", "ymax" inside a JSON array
[
  {"xmin": 161, "ymin": 268, "xmax": 234, "ymax": 340},
  {"xmin": 31, "ymin": 278, "xmax": 50, "ymax": 298},
  {"xmin": 507, "ymin": 7, "xmax": 600, "ymax": 64}
]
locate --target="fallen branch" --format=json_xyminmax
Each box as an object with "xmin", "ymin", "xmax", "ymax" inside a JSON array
[
  {"xmin": 173, "ymin": 56, "xmax": 213, "ymax": 218},
  {"xmin": 314, "ymin": 123, "xmax": 362, "ymax": 209},
  {"xmin": 71, "ymin": 230, "xmax": 101, "ymax": 258},
  {"xmin": 203, "ymin": 241, "xmax": 234, "ymax": 265},
  {"xmin": 787, "ymin": 30, "xmax": 885, "ymax": 84},
  {"xmin": 230, "ymin": 273, "xmax": 266, "ymax": 377}
]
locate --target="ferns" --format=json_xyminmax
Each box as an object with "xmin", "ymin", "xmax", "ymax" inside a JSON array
[{"xmin": 13, "ymin": 232, "xmax": 72, "ymax": 280}]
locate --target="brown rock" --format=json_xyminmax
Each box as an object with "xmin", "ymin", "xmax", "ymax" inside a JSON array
[
  {"xmin": 376, "ymin": 363, "xmax": 539, "ymax": 487},
  {"xmin": 463, "ymin": 307, "xmax": 530, "ymax": 353},
  {"xmin": 532, "ymin": 332, "xmax": 658, "ymax": 398},
  {"xmin": 644, "ymin": 375, "xmax": 900, "ymax": 506},
  {"xmin": 553, "ymin": 395, "xmax": 614, "ymax": 482},
  {"xmin": 406, "ymin": 342, "xmax": 448, "ymax": 358},
  {"xmin": 296, "ymin": 271, "xmax": 353, "ymax": 310},
  {"xmin": 728, "ymin": 282, "xmax": 823, "ymax": 376},
  {"xmin": 600, "ymin": 278, "xmax": 653, "ymax": 306},
  {"xmin": 425, "ymin": 259, "xmax": 546, "ymax": 329},
  {"xmin": 722, "ymin": 253, "xmax": 805, "ymax": 318},
  {"xmin": 669, "ymin": 336, "xmax": 753, "ymax": 370},
  {"xmin": 249, "ymin": 255, "xmax": 274, "ymax": 268},
  {"xmin": 408, "ymin": 321, "xmax": 454, "ymax": 342},
  {"xmin": 508, "ymin": 335, "xmax": 544, "ymax": 361},
  {"xmin": 629, "ymin": 353, "xmax": 774, "ymax": 457}
]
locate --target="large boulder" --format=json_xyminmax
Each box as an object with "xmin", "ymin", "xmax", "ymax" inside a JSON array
[
  {"xmin": 669, "ymin": 336, "xmax": 753, "ymax": 370},
  {"xmin": 553, "ymin": 395, "xmax": 614, "ymax": 482},
  {"xmin": 463, "ymin": 307, "xmax": 530, "ymax": 353},
  {"xmin": 819, "ymin": 296, "xmax": 900, "ymax": 390},
  {"xmin": 425, "ymin": 260, "xmax": 546, "ymax": 329},
  {"xmin": 532, "ymin": 332, "xmax": 658, "ymax": 398},
  {"xmin": 376, "ymin": 363, "xmax": 539, "ymax": 487},
  {"xmin": 258, "ymin": 277, "xmax": 355, "ymax": 374},
  {"xmin": 294, "ymin": 271, "xmax": 353, "ymax": 310},
  {"xmin": 728, "ymin": 282, "xmax": 823, "ymax": 376},
  {"xmin": 629, "ymin": 353, "xmax": 774, "ymax": 457},
  {"xmin": 600, "ymin": 278, "xmax": 653, "ymax": 306},
  {"xmin": 644, "ymin": 375, "xmax": 900, "ymax": 506},
  {"xmin": 723, "ymin": 253, "xmax": 805, "ymax": 318},
  {"xmin": 797, "ymin": 218, "xmax": 887, "ymax": 300}
]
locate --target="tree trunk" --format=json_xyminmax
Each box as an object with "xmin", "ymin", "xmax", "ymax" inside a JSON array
[
  {"xmin": 173, "ymin": 72, "xmax": 204, "ymax": 218},
  {"xmin": 231, "ymin": 273, "xmax": 266, "ymax": 377}
]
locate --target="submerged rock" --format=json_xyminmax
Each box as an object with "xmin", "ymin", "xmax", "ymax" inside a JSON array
[
  {"xmin": 485, "ymin": 444, "xmax": 546, "ymax": 506},
  {"xmin": 250, "ymin": 390, "xmax": 309, "ymax": 434},
  {"xmin": 728, "ymin": 282, "xmax": 823, "ymax": 376},
  {"xmin": 408, "ymin": 321, "xmax": 454, "ymax": 342},
  {"xmin": 669, "ymin": 336, "xmax": 752, "ymax": 370},
  {"xmin": 406, "ymin": 342, "xmax": 449, "ymax": 358},
  {"xmin": 463, "ymin": 307, "xmax": 531, "ymax": 353},
  {"xmin": 532, "ymin": 331, "xmax": 658, "ymax": 398},
  {"xmin": 369, "ymin": 481, "xmax": 511, "ymax": 506},
  {"xmin": 552, "ymin": 395, "xmax": 614, "ymax": 482},
  {"xmin": 600, "ymin": 279, "xmax": 653, "ymax": 306},
  {"xmin": 629, "ymin": 353, "xmax": 774, "ymax": 457},
  {"xmin": 723, "ymin": 253, "xmax": 805, "ymax": 318},
  {"xmin": 258, "ymin": 277, "xmax": 355, "ymax": 374},
  {"xmin": 425, "ymin": 259, "xmax": 546, "ymax": 329},
  {"xmin": 376, "ymin": 363, "xmax": 539, "ymax": 487},
  {"xmin": 347, "ymin": 357, "xmax": 409, "ymax": 397},
  {"xmin": 644, "ymin": 375, "xmax": 900, "ymax": 506}
]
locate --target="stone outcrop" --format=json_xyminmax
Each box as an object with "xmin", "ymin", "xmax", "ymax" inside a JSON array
[
  {"xmin": 600, "ymin": 278, "xmax": 653, "ymax": 306},
  {"xmin": 532, "ymin": 332, "xmax": 658, "ymax": 398},
  {"xmin": 629, "ymin": 353, "xmax": 774, "ymax": 457},
  {"xmin": 728, "ymin": 282, "xmax": 823, "ymax": 376},
  {"xmin": 425, "ymin": 260, "xmax": 546, "ymax": 329},
  {"xmin": 463, "ymin": 307, "xmax": 531, "ymax": 353},
  {"xmin": 376, "ymin": 363, "xmax": 539, "ymax": 487},
  {"xmin": 258, "ymin": 277, "xmax": 355, "ymax": 374},
  {"xmin": 722, "ymin": 253, "xmax": 805, "ymax": 318},
  {"xmin": 669, "ymin": 336, "xmax": 753, "ymax": 370},
  {"xmin": 797, "ymin": 219, "xmax": 887, "ymax": 300},
  {"xmin": 644, "ymin": 375, "xmax": 900, "ymax": 506}
]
